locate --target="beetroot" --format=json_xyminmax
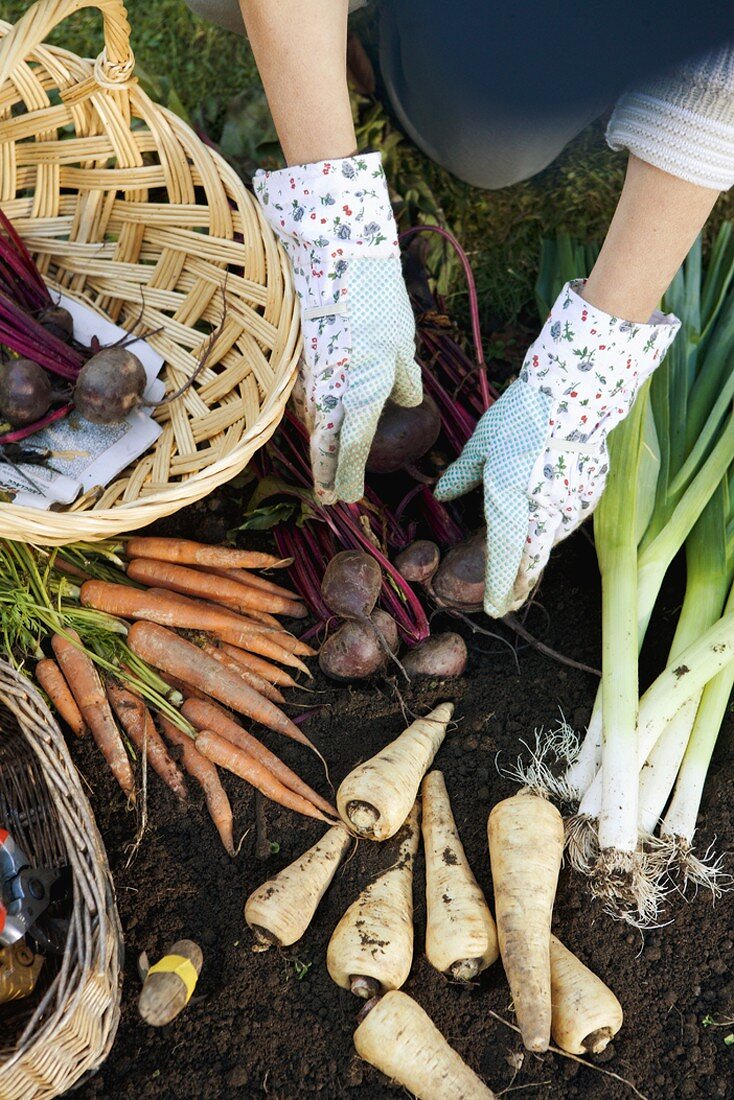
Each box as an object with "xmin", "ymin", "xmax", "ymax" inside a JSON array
[
  {"xmin": 319, "ymin": 620, "xmax": 386, "ymax": 682},
  {"xmin": 395, "ymin": 540, "xmax": 440, "ymax": 586},
  {"xmin": 431, "ymin": 532, "xmax": 486, "ymax": 610},
  {"xmin": 366, "ymin": 396, "xmax": 441, "ymax": 474},
  {"xmin": 371, "ymin": 609, "xmax": 399, "ymax": 654},
  {"xmin": 73, "ymin": 347, "xmax": 146, "ymax": 424},
  {"xmin": 38, "ymin": 304, "xmax": 74, "ymax": 343},
  {"xmin": 402, "ymin": 633, "xmax": 467, "ymax": 678},
  {"xmin": 321, "ymin": 550, "xmax": 382, "ymax": 621},
  {"xmin": 0, "ymin": 358, "xmax": 52, "ymax": 427}
]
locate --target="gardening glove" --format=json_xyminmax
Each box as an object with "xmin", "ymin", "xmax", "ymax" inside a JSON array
[
  {"xmin": 435, "ymin": 280, "xmax": 680, "ymax": 618},
  {"xmin": 253, "ymin": 152, "xmax": 422, "ymax": 505}
]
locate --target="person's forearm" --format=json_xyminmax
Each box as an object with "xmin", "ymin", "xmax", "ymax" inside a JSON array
[
  {"xmin": 583, "ymin": 155, "xmax": 720, "ymax": 322},
  {"xmin": 238, "ymin": 0, "xmax": 356, "ymax": 165}
]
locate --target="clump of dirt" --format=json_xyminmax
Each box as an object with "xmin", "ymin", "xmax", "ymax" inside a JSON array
[{"xmin": 73, "ymin": 498, "xmax": 734, "ymax": 1100}]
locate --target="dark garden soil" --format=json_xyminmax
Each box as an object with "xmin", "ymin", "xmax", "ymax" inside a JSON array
[{"xmin": 73, "ymin": 492, "xmax": 734, "ymax": 1100}]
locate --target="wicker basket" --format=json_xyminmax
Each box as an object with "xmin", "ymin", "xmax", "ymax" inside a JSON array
[
  {"xmin": 0, "ymin": 0, "xmax": 300, "ymax": 545},
  {"xmin": 0, "ymin": 659, "xmax": 122, "ymax": 1099}
]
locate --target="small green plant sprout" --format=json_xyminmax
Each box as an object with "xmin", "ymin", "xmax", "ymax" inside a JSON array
[{"xmin": 293, "ymin": 959, "xmax": 312, "ymax": 981}]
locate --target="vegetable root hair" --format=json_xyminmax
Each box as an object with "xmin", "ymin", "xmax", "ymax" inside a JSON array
[
  {"xmin": 588, "ymin": 847, "xmax": 670, "ymax": 928},
  {"xmin": 564, "ymin": 813, "xmax": 600, "ymax": 877},
  {"xmin": 501, "ymin": 722, "xmax": 581, "ymax": 807},
  {"xmin": 662, "ymin": 836, "xmax": 733, "ymax": 899}
]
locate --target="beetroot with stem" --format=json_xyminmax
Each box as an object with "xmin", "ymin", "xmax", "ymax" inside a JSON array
[
  {"xmin": 402, "ymin": 633, "xmax": 467, "ymax": 679},
  {"xmin": 0, "ymin": 359, "xmax": 52, "ymax": 427},
  {"xmin": 366, "ymin": 395, "xmax": 441, "ymax": 475}
]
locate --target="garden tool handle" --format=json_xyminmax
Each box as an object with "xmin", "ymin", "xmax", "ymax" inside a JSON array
[{"xmin": 0, "ymin": 0, "xmax": 134, "ymax": 91}]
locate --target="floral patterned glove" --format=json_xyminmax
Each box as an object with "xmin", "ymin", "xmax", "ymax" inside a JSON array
[
  {"xmin": 435, "ymin": 281, "xmax": 680, "ymax": 617},
  {"xmin": 253, "ymin": 153, "xmax": 422, "ymax": 504}
]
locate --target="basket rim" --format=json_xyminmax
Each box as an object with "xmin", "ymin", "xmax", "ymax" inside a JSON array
[{"xmin": 0, "ymin": 25, "xmax": 301, "ymax": 544}]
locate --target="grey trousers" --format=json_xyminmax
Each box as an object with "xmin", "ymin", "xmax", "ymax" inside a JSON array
[{"xmin": 182, "ymin": 0, "xmax": 605, "ymax": 190}]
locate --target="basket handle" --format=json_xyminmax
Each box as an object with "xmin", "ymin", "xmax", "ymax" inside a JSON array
[{"xmin": 0, "ymin": 0, "xmax": 134, "ymax": 91}]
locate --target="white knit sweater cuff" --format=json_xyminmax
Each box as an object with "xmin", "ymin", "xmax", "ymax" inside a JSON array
[{"xmin": 606, "ymin": 44, "xmax": 734, "ymax": 192}]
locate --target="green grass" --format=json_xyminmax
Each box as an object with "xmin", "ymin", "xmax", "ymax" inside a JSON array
[{"xmin": 4, "ymin": 1, "xmax": 734, "ymax": 330}]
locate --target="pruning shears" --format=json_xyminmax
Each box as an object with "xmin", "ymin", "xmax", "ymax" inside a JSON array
[{"xmin": 0, "ymin": 829, "xmax": 65, "ymax": 952}]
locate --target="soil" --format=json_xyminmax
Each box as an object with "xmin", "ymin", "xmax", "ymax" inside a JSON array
[{"xmin": 73, "ymin": 493, "xmax": 734, "ymax": 1100}]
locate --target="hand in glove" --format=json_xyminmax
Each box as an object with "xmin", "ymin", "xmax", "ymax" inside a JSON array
[
  {"xmin": 253, "ymin": 152, "xmax": 422, "ymax": 505},
  {"xmin": 435, "ymin": 281, "xmax": 680, "ymax": 617}
]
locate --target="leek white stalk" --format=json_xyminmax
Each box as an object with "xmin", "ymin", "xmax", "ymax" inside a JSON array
[
  {"xmin": 594, "ymin": 389, "xmax": 647, "ymax": 861},
  {"xmin": 662, "ymin": 578, "xmax": 734, "ymax": 884},
  {"xmin": 354, "ymin": 991, "xmax": 495, "ymax": 1099},
  {"xmin": 637, "ymin": 484, "xmax": 731, "ymax": 833},
  {"xmin": 244, "ymin": 825, "xmax": 351, "ymax": 950},
  {"xmin": 421, "ymin": 771, "xmax": 498, "ymax": 981},
  {"xmin": 662, "ymin": 662, "xmax": 734, "ymax": 856},
  {"xmin": 337, "ymin": 703, "xmax": 453, "ymax": 840},
  {"xmin": 327, "ymin": 801, "xmax": 420, "ymax": 997},
  {"xmin": 580, "ymin": 612, "xmax": 734, "ymax": 821}
]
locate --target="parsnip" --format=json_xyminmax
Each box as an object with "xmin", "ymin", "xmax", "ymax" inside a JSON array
[
  {"xmin": 422, "ymin": 771, "xmax": 498, "ymax": 981},
  {"xmin": 487, "ymin": 790, "xmax": 564, "ymax": 1052},
  {"xmin": 245, "ymin": 825, "xmax": 351, "ymax": 950},
  {"xmin": 550, "ymin": 935, "xmax": 623, "ymax": 1055},
  {"xmin": 327, "ymin": 801, "xmax": 420, "ymax": 998},
  {"xmin": 354, "ymin": 990, "xmax": 495, "ymax": 1100},
  {"xmin": 337, "ymin": 703, "xmax": 453, "ymax": 840}
]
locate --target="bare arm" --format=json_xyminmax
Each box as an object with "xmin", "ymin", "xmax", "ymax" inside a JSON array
[
  {"xmin": 583, "ymin": 156, "xmax": 719, "ymax": 322},
  {"xmin": 238, "ymin": 0, "xmax": 356, "ymax": 165}
]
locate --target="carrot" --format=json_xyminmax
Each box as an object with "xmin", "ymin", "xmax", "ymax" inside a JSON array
[
  {"xmin": 51, "ymin": 630, "xmax": 134, "ymax": 799},
  {"xmin": 487, "ymin": 790, "xmax": 564, "ymax": 1053},
  {"xmin": 202, "ymin": 566, "xmax": 301, "ymax": 602},
  {"xmin": 126, "ymin": 558, "xmax": 306, "ymax": 619},
  {"xmin": 181, "ymin": 698, "xmax": 337, "ymax": 818},
  {"xmin": 80, "ymin": 581, "xmax": 308, "ymax": 672},
  {"xmin": 158, "ymin": 716, "xmax": 235, "ymax": 856},
  {"xmin": 127, "ymin": 622, "xmax": 317, "ymax": 755},
  {"xmin": 193, "ymin": 728, "xmax": 334, "ymax": 823},
  {"xmin": 200, "ymin": 642, "xmax": 286, "ymax": 704},
  {"xmin": 217, "ymin": 643, "xmax": 300, "ymax": 689},
  {"xmin": 126, "ymin": 536, "xmax": 290, "ymax": 571},
  {"xmin": 231, "ymin": 607, "xmax": 283, "ymax": 630},
  {"xmin": 146, "ymin": 588, "xmax": 281, "ymax": 636},
  {"xmin": 106, "ymin": 680, "xmax": 188, "ymax": 802},
  {"xmin": 51, "ymin": 557, "xmax": 92, "ymax": 583},
  {"xmin": 36, "ymin": 658, "xmax": 87, "ymax": 738},
  {"xmin": 145, "ymin": 589, "xmax": 305, "ymax": 652}
]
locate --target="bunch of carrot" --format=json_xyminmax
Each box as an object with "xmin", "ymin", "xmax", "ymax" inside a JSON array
[{"xmin": 21, "ymin": 536, "xmax": 338, "ymax": 854}]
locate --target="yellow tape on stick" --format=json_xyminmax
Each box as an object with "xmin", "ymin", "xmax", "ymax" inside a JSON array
[{"xmin": 147, "ymin": 954, "xmax": 199, "ymax": 1003}]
